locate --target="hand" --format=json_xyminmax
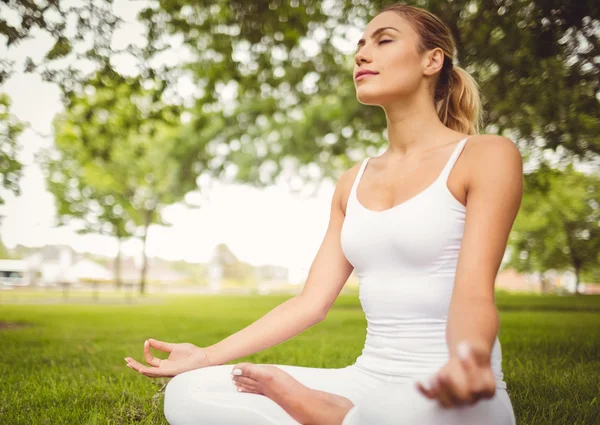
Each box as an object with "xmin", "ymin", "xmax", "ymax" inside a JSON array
[
  {"xmin": 125, "ymin": 338, "xmax": 212, "ymax": 378},
  {"xmin": 416, "ymin": 341, "xmax": 496, "ymax": 408}
]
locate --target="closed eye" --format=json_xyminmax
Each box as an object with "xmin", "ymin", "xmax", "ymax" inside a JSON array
[{"xmin": 355, "ymin": 39, "xmax": 392, "ymax": 54}]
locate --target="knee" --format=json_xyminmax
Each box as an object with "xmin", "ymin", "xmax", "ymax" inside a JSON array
[
  {"xmin": 344, "ymin": 384, "xmax": 508, "ymax": 425},
  {"xmin": 163, "ymin": 372, "xmax": 194, "ymax": 425}
]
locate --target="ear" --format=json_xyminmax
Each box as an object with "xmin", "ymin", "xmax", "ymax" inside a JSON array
[{"xmin": 422, "ymin": 47, "xmax": 445, "ymax": 76}]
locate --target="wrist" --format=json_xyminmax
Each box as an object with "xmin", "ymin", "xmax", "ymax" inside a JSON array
[
  {"xmin": 449, "ymin": 339, "xmax": 491, "ymax": 362},
  {"xmin": 203, "ymin": 345, "xmax": 224, "ymax": 367}
]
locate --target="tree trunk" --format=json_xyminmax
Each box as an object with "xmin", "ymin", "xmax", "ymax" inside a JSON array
[
  {"xmin": 540, "ymin": 276, "xmax": 550, "ymax": 294},
  {"xmin": 115, "ymin": 237, "xmax": 123, "ymax": 291},
  {"xmin": 139, "ymin": 209, "xmax": 153, "ymax": 295},
  {"xmin": 574, "ymin": 264, "xmax": 581, "ymax": 295}
]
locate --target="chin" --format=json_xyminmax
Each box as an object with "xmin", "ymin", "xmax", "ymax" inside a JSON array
[{"xmin": 356, "ymin": 90, "xmax": 386, "ymax": 106}]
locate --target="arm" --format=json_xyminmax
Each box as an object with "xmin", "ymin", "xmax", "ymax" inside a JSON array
[
  {"xmin": 417, "ymin": 135, "xmax": 523, "ymax": 406},
  {"xmin": 446, "ymin": 135, "xmax": 523, "ymax": 359},
  {"xmin": 205, "ymin": 166, "xmax": 357, "ymax": 366}
]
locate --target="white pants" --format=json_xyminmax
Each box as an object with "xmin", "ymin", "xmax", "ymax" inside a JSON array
[{"xmin": 163, "ymin": 363, "xmax": 516, "ymax": 425}]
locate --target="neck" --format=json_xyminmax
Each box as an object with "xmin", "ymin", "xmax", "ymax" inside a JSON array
[{"xmin": 382, "ymin": 93, "xmax": 452, "ymax": 157}]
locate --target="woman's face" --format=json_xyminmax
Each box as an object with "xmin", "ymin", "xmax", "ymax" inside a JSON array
[{"xmin": 354, "ymin": 12, "xmax": 426, "ymax": 107}]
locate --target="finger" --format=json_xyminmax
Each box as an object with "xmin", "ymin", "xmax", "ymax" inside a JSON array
[
  {"xmin": 416, "ymin": 375, "xmax": 439, "ymax": 400},
  {"xmin": 148, "ymin": 338, "xmax": 175, "ymax": 353},
  {"xmin": 237, "ymin": 386, "xmax": 260, "ymax": 394},
  {"xmin": 457, "ymin": 342, "xmax": 478, "ymax": 388},
  {"xmin": 468, "ymin": 341, "xmax": 492, "ymax": 368},
  {"xmin": 234, "ymin": 381, "xmax": 259, "ymax": 392},
  {"xmin": 126, "ymin": 357, "xmax": 159, "ymax": 377},
  {"xmin": 435, "ymin": 374, "xmax": 455, "ymax": 408},
  {"xmin": 233, "ymin": 376, "xmax": 258, "ymax": 387},
  {"xmin": 438, "ymin": 372, "xmax": 472, "ymax": 406},
  {"xmin": 473, "ymin": 371, "xmax": 497, "ymax": 400},
  {"xmin": 457, "ymin": 341, "xmax": 497, "ymax": 403},
  {"xmin": 143, "ymin": 339, "xmax": 162, "ymax": 367},
  {"xmin": 416, "ymin": 381, "xmax": 434, "ymax": 399},
  {"xmin": 231, "ymin": 363, "xmax": 256, "ymax": 378}
]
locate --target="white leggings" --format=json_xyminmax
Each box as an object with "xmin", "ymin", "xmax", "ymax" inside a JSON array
[{"xmin": 163, "ymin": 363, "xmax": 516, "ymax": 425}]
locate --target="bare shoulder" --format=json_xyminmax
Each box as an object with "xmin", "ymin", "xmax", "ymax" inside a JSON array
[
  {"xmin": 334, "ymin": 160, "xmax": 365, "ymax": 215},
  {"xmin": 465, "ymin": 134, "xmax": 523, "ymax": 168},
  {"xmin": 464, "ymin": 134, "xmax": 523, "ymax": 185}
]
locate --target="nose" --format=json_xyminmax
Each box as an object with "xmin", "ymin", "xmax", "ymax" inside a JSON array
[{"xmin": 354, "ymin": 47, "xmax": 372, "ymax": 66}]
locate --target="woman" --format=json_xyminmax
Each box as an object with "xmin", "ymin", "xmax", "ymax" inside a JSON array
[{"xmin": 125, "ymin": 4, "xmax": 523, "ymax": 424}]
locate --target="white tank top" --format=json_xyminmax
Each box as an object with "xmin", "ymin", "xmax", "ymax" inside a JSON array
[{"xmin": 340, "ymin": 136, "xmax": 506, "ymax": 388}]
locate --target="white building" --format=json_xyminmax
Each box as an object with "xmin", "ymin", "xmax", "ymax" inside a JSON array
[{"xmin": 0, "ymin": 259, "xmax": 29, "ymax": 289}]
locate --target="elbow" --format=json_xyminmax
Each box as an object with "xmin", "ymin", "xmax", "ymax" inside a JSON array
[
  {"xmin": 310, "ymin": 304, "xmax": 328, "ymax": 323},
  {"xmin": 314, "ymin": 308, "xmax": 328, "ymax": 323},
  {"xmin": 297, "ymin": 294, "xmax": 329, "ymax": 323}
]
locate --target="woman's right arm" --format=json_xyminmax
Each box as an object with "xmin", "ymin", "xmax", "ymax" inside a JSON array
[
  {"xmin": 125, "ymin": 165, "xmax": 359, "ymax": 376},
  {"xmin": 204, "ymin": 166, "xmax": 357, "ymax": 366}
]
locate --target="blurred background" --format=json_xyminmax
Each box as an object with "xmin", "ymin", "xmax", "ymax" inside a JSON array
[
  {"xmin": 0, "ymin": 0, "xmax": 598, "ymax": 299},
  {"xmin": 1, "ymin": 1, "xmax": 599, "ymax": 425}
]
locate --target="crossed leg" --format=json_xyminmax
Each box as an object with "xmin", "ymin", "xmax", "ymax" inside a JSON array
[
  {"xmin": 163, "ymin": 363, "xmax": 385, "ymax": 425},
  {"xmin": 231, "ymin": 363, "xmax": 516, "ymax": 425}
]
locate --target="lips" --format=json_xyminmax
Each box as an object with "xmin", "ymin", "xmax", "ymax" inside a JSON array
[{"xmin": 355, "ymin": 70, "xmax": 379, "ymax": 80}]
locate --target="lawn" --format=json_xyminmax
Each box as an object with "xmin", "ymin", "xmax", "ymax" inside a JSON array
[{"xmin": 1, "ymin": 291, "xmax": 599, "ymax": 424}]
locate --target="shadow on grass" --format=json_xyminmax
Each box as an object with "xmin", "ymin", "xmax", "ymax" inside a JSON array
[{"xmin": 0, "ymin": 320, "xmax": 32, "ymax": 329}]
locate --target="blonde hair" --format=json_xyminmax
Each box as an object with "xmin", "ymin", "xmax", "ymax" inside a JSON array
[{"xmin": 376, "ymin": 3, "xmax": 484, "ymax": 134}]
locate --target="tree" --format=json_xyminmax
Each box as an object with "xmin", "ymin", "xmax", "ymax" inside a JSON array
[
  {"xmin": 0, "ymin": 92, "xmax": 25, "ymax": 205},
  {"xmin": 0, "ymin": 0, "xmax": 122, "ymax": 86},
  {"xmin": 42, "ymin": 66, "xmax": 201, "ymax": 294},
  {"xmin": 506, "ymin": 162, "xmax": 600, "ymax": 294},
  {"xmin": 5, "ymin": 1, "xmax": 599, "ymax": 184},
  {"xmin": 40, "ymin": 145, "xmax": 136, "ymax": 290},
  {"xmin": 0, "ymin": 235, "xmax": 11, "ymax": 259},
  {"xmin": 136, "ymin": 0, "xmax": 599, "ymax": 190}
]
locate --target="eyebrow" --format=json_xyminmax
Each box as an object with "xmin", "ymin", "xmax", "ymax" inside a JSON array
[{"xmin": 356, "ymin": 27, "xmax": 400, "ymax": 49}]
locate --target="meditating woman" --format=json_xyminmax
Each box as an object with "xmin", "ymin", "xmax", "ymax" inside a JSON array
[{"xmin": 125, "ymin": 3, "xmax": 523, "ymax": 424}]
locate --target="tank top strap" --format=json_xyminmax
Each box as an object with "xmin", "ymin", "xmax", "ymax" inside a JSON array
[
  {"xmin": 350, "ymin": 157, "xmax": 370, "ymax": 199},
  {"xmin": 437, "ymin": 136, "xmax": 471, "ymax": 184}
]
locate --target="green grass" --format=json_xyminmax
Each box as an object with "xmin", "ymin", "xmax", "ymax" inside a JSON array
[{"xmin": 1, "ymin": 291, "xmax": 599, "ymax": 424}]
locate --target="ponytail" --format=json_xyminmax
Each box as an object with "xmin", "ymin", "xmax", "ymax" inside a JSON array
[
  {"xmin": 377, "ymin": 3, "xmax": 485, "ymax": 134},
  {"xmin": 436, "ymin": 63, "xmax": 484, "ymax": 135}
]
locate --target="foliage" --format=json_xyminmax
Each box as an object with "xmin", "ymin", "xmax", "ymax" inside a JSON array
[
  {"xmin": 135, "ymin": 0, "xmax": 600, "ymax": 188},
  {"xmin": 39, "ymin": 66, "xmax": 200, "ymax": 294},
  {"xmin": 507, "ymin": 162, "xmax": 600, "ymax": 293},
  {"xmin": 4, "ymin": 1, "xmax": 598, "ymax": 186},
  {"xmin": 0, "ymin": 236, "xmax": 11, "ymax": 259},
  {"xmin": 0, "ymin": 92, "xmax": 26, "ymax": 204}
]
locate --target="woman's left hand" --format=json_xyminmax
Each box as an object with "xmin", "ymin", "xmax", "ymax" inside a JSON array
[{"xmin": 416, "ymin": 341, "xmax": 496, "ymax": 408}]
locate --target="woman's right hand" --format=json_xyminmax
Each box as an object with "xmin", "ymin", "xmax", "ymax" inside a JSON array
[{"xmin": 125, "ymin": 338, "xmax": 213, "ymax": 378}]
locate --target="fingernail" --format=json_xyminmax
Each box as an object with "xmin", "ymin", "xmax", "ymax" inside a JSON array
[
  {"xmin": 457, "ymin": 341, "xmax": 470, "ymax": 360},
  {"xmin": 144, "ymin": 340, "xmax": 149, "ymax": 347},
  {"xmin": 232, "ymin": 369, "xmax": 242, "ymax": 375},
  {"xmin": 124, "ymin": 358, "xmax": 129, "ymax": 363}
]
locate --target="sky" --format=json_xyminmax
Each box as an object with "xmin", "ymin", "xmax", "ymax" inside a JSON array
[{"xmin": 0, "ymin": 0, "xmax": 368, "ymax": 284}]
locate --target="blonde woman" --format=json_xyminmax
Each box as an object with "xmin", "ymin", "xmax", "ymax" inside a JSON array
[{"xmin": 125, "ymin": 4, "xmax": 522, "ymax": 424}]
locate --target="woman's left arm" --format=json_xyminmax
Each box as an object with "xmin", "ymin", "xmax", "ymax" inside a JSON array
[{"xmin": 417, "ymin": 135, "xmax": 523, "ymax": 407}]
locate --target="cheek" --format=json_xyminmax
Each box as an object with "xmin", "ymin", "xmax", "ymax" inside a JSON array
[
  {"xmin": 381, "ymin": 54, "xmax": 421, "ymax": 91},
  {"xmin": 356, "ymin": 63, "xmax": 420, "ymax": 104}
]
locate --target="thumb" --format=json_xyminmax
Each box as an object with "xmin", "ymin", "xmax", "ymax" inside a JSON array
[
  {"xmin": 461, "ymin": 340, "xmax": 491, "ymax": 366},
  {"xmin": 148, "ymin": 338, "xmax": 175, "ymax": 353}
]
